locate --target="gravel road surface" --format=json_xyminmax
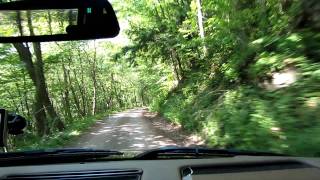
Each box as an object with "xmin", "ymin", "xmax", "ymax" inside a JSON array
[{"xmin": 69, "ymin": 109, "xmax": 178, "ymax": 151}]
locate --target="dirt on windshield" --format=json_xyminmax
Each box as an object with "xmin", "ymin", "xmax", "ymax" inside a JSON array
[{"xmin": 68, "ymin": 108, "xmax": 204, "ymax": 151}]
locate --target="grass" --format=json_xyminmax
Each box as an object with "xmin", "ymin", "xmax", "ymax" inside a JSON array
[{"xmin": 12, "ymin": 111, "xmax": 116, "ymax": 151}]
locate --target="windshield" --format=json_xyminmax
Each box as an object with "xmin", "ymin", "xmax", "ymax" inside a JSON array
[{"xmin": 0, "ymin": 0, "xmax": 320, "ymax": 158}]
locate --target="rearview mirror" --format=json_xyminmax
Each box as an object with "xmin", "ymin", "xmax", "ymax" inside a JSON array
[{"xmin": 0, "ymin": 0, "xmax": 120, "ymax": 43}]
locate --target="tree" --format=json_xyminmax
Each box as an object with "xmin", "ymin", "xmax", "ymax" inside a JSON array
[
  {"xmin": 13, "ymin": 11, "xmax": 64, "ymax": 136},
  {"xmin": 196, "ymin": 0, "xmax": 205, "ymax": 39}
]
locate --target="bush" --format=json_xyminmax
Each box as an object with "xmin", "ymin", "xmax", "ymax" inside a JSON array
[{"xmin": 157, "ymin": 31, "xmax": 320, "ymax": 157}]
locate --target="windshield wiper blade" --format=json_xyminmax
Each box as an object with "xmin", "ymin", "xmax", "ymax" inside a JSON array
[
  {"xmin": 0, "ymin": 148, "xmax": 123, "ymax": 161},
  {"xmin": 135, "ymin": 147, "xmax": 285, "ymax": 160}
]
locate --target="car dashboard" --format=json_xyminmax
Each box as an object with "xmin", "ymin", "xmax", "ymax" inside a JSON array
[{"xmin": 0, "ymin": 156, "xmax": 320, "ymax": 180}]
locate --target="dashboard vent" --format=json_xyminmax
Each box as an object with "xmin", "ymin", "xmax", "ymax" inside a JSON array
[
  {"xmin": 4, "ymin": 169, "xmax": 142, "ymax": 180},
  {"xmin": 181, "ymin": 160, "xmax": 312, "ymax": 176}
]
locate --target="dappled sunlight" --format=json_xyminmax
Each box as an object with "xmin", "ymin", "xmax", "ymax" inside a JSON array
[
  {"xmin": 273, "ymin": 70, "xmax": 297, "ymax": 87},
  {"xmin": 69, "ymin": 130, "xmax": 80, "ymax": 136},
  {"xmin": 68, "ymin": 109, "xmax": 178, "ymax": 151},
  {"xmin": 109, "ymin": 110, "xmax": 144, "ymax": 119},
  {"xmin": 132, "ymin": 143, "xmax": 145, "ymax": 148},
  {"xmin": 1, "ymin": 0, "xmax": 318, "ymax": 158}
]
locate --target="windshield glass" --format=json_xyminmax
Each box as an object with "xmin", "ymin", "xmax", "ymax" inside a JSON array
[{"xmin": 0, "ymin": 0, "xmax": 320, "ymax": 158}]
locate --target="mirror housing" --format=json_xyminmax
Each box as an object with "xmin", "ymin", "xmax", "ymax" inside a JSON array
[
  {"xmin": 7, "ymin": 114, "xmax": 27, "ymax": 135},
  {"xmin": 0, "ymin": 0, "xmax": 120, "ymax": 43},
  {"xmin": 0, "ymin": 109, "xmax": 27, "ymax": 152},
  {"xmin": 0, "ymin": 109, "xmax": 8, "ymax": 151}
]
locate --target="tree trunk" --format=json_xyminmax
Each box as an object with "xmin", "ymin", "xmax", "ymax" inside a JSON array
[
  {"xmin": 27, "ymin": 11, "xmax": 64, "ymax": 131},
  {"xmin": 196, "ymin": 0, "xmax": 205, "ymax": 38},
  {"xmin": 174, "ymin": 52, "xmax": 184, "ymax": 80},
  {"xmin": 170, "ymin": 53, "xmax": 181, "ymax": 82},
  {"xmin": 72, "ymin": 69, "xmax": 88, "ymax": 115},
  {"xmin": 196, "ymin": 0, "xmax": 207, "ymax": 54},
  {"xmin": 99, "ymin": 83, "xmax": 109, "ymax": 110},
  {"xmin": 66, "ymin": 56, "xmax": 85, "ymax": 116},
  {"xmin": 22, "ymin": 71, "xmax": 31, "ymax": 118},
  {"xmin": 13, "ymin": 43, "xmax": 49, "ymax": 136},
  {"xmin": 13, "ymin": 11, "xmax": 64, "ymax": 136},
  {"xmin": 171, "ymin": 49, "xmax": 184, "ymax": 81},
  {"xmin": 91, "ymin": 42, "xmax": 98, "ymax": 115},
  {"xmin": 62, "ymin": 64, "xmax": 72, "ymax": 120},
  {"xmin": 67, "ymin": 70, "xmax": 84, "ymax": 117},
  {"xmin": 47, "ymin": 11, "xmax": 53, "ymax": 35},
  {"xmin": 34, "ymin": 43, "xmax": 64, "ymax": 131},
  {"xmin": 33, "ymin": 94, "xmax": 49, "ymax": 135},
  {"xmin": 76, "ymin": 48, "xmax": 88, "ymax": 115}
]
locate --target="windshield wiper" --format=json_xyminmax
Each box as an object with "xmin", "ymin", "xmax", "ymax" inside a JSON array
[
  {"xmin": 135, "ymin": 147, "xmax": 286, "ymax": 160},
  {"xmin": 0, "ymin": 148, "xmax": 123, "ymax": 161}
]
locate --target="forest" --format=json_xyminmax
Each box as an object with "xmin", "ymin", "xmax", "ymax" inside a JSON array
[{"xmin": 0, "ymin": 0, "xmax": 320, "ymax": 156}]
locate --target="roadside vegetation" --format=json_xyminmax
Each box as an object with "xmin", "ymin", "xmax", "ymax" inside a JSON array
[
  {"xmin": 117, "ymin": 0, "xmax": 320, "ymax": 157},
  {"xmin": 0, "ymin": 0, "xmax": 320, "ymax": 156},
  {"xmin": 12, "ymin": 112, "xmax": 111, "ymax": 151}
]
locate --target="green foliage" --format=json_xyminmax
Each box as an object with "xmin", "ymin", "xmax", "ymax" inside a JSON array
[
  {"xmin": 117, "ymin": 0, "xmax": 320, "ymax": 157},
  {"xmin": 1, "ymin": 32, "xmax": 143, "ymax": 147},
  {"xmin": 1, "ymin": 0, "xmax": 320, "ymax": 157},
  {"xmin": 12, "ymin": 111, "xmax": 113, "ymax": 151}
]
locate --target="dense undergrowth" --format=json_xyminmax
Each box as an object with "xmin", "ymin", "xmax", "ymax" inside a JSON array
[
  {"xmin": 155, "ymin": 32, "xmax": 320, "ymax": 156},
  {"xmin": 119, "ymin": 0, "xmax": 320, "ymax": 156}
]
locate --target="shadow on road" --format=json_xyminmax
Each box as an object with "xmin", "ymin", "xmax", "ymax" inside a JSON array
[{"xmin": 68, "ymin": 109, "xmax": 178, "ymax": 151}]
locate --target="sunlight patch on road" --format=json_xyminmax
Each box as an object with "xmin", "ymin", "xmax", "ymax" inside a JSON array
[
  {"xmin": 132, "ymin": 143, "xmax": 145, "ymax": 148},
  {"xmin": 69, "ymin": 130, "xmax": 80, "ymax": 136},
  {"xmin": 69, "ymin": 109, "xmax": 180, "ymax": 150}
]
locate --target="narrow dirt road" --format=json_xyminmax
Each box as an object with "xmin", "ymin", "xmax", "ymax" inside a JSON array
[{"xmin": 69, "ymin": 109, "xmax": 179, "ymax": 151}]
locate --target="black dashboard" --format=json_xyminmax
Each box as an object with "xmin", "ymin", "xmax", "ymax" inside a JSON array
[{"xmin": 1, "ymin": 156, "xmax": 320, "ymax": 180}]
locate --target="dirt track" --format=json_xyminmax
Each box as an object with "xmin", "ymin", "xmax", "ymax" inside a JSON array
[{"xmin": 69, "ymin": 109, "xmax": 180, "ymax": 151}]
